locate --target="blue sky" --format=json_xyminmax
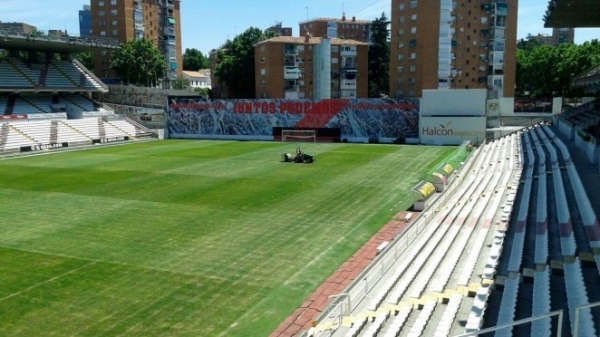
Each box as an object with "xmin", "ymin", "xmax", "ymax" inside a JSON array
[{"xmin": 1, "ymin": 0, "xmax": 599, "ymax": 55}]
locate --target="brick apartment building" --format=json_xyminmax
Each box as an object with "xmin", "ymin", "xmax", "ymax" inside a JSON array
[
  {"xmin": 90, "ymin": 0, "xmax": 182, "ymax": 84},
  {"xmin": 266, "ymin": 22, "xmax": 292, "ymax": 37},
  {"xmin": 390, "ymin": 0, "xmax": 517, "ymax": 98},
  {"xmin": 254, "ymin": 35, "xmax": 368, "ymax": 99},
  {"xmin": 299, "ymin": 15, "xmax": 372, "ymax": 42}
]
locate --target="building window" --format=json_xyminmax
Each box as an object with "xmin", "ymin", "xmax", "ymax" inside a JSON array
[
  {"xmin": 112, "ymin": 20, "xmax": 118, "ymax": 26},
  {"xmin": 409, "ymin": 52, "xmax": 416, "ymax": 59},
  {"xmin": 100, "ymin": 30, "xmax": 106, "ymax": 36},
  {"xmin": 397, "ymin": 53, "xmax": 404, "ymax": 60},
  {"xmin": 397, "ymin": 66, "xmax": 403, "ymax": 73},
  {"xmin": 331, "ymin": 57, "xmax": 338, "ymax": 64},
  {"xmin": 399, "ymin": 16, "xmax": 405, "ymax": 23},
  {"xmin": 411, "ymin": 27, "xmax": 417, "ymax": 34},
  {"xmin": 397, "ymin": 29, "xmax": 404, "ymax": 36},
  {"xmin": 260, "ymin": 80, "xmax": 266, "ymax": 87},
  {"xmin": 99, "ymin": 10, "xmax": 105, "ymax": 16},
  {"xmin": 98, "ymin": 0, "xmax": 104, "ymax": 5},
  {"xmin": 398, "ymin": 42, "xmax": 404, "ymax": 48},
  {"xmin": 111, "ymin": 0, "xmax": 116, "ymax": 4},
  {"xmin": 112, "ymin": 30, "xmax": 118, "ymax": 36},
  {"xmin": 260, "ymin": 57, "xmax": 265, "ymax": 63},
  {"xmin": 260, "ymin": 68, "xmax": 266, "ymax": 75},
  {"xmin": 410, "ymin": 1, "xmax": 417, "ymax": 8},
  {"xmin": 409, "ymin": 65, "xmax": 416, "ymax": 72},
  {"xmin": 111, "ymin": 9, "xmax": 117, "ymax": 16},
  {"xmin": 260, "ymin": 45, "xmax": 265, "ymax": 52},
  {"xmin": 331, "ymin": 46, "xmax": 339, "ymax": 52},
  {"xmin": 411, "ymin": 14, "xmax": 417, "ymax": 21},
  {"xmin": 398, "ymin": 3, "xmax": 405, "ymax": 10}
]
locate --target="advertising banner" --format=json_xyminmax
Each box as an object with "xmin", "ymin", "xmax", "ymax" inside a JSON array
[
  {"xmin": 420, "ymin": 116, "xmax": 486, "ymax": 145},
  {"xmin": 166, "ymin": 97, "xmax": 420, "ymax": 141}
]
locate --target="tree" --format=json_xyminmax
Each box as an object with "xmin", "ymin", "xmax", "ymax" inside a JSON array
[
  {"xmin": 368, "ymin": 12, "xmax": 390, "ymax": 98},
  {"xmin": 171, "ymin": 76, "xmax": 190, "ymax": 90},
  {"xmin": 110, "ymin": 38, "xmax": 167, "ymax": 87},
  {"xmin": 214, "ymin": 27, "xmax": 276, "ymax": 98},
  {"xmin": 183, "ymin": 48, "xmax": 209, "ymax": 71},
  {"xmin": 516, "ymin": 39, "xmax": 600, "ymax": 97},
  {"xmin": 73, "ymin": 51, "xmax": 94, "ymax": 71}
]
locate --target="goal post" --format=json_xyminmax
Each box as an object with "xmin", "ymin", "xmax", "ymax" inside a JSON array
[{"xmin": 281, "ymin": 129, "xmax": 316, "ymax": 142}]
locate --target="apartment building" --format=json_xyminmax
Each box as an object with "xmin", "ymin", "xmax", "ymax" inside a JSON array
[
  {"xmin": 552, "ymin": 27, "xmax": 575, "ymax": 45},
  {"xmin": 0, "ymin": 22, "xmax": 36, "ymax": 34},
  {"xmin": 79, "ymin": 5, "xmax": 92, "ymax": 37},
  {"xmin": 390, "ymin": 0, "xmax": 517, "ymax": 98},
  {"xmin": 90, "ymin": 0, "xmax": 182, "ymax": 84},
  {"xmin": 530, "ymin": 28, "xmax": 575, "ymax": 46},
  {"xmin": 299, "ymin": 15, "xmax": 372, "ymax": 42},
  {"xmin": 266, "ymin": 22, "xmax": 292, "ymax": 37},
  {"xmin": 254, "ymin": 36, "xmax": 368, "ymax": 99}
]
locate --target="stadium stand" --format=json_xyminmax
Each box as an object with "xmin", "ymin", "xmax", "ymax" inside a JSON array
[
  {"xmin": 305, "ymin": 122, "xmax": 600, "ymax": 337},
  {"xmin": 0, "ymin": 30, "xmax": 153, "ymax": 155}
]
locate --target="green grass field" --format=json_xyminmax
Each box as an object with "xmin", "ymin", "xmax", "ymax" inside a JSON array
[{"xmin": 0, "ymin": 140, "xmax": 454, "ymax": 336}]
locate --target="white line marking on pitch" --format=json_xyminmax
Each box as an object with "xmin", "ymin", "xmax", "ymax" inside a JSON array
[{"xmin": 0, "ymin": 261, "xmax": 97, "ymax": 302}]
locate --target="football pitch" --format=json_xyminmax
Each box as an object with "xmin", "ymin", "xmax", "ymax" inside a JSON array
[{"xmin": 0, "ymin": 140, "xmax": 456, "ymax": 336}]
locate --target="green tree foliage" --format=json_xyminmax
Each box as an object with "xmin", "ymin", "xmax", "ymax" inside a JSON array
[
  {"xmin": 183, "ymin": 48, "xmax": 209, "ymax": 71},
  {"xmin": 110, "ymin": 38, "xmax": 167, "ymax": 87},
  {"xmin": 368, "ymin": 12, "xmax": 390, "ymax": 98},
  {"xmin": 171, "ymin": 76, "xmax": 190, "ymax": 90},
  {"xmin": 73, "ymin": 51, "xmax": 94, "ymax": 71},
  {"xmin": 214, "ymin": 27, "xmax": 276, "ymax": 98},
  {"xmin": 516, "ymin": 38, "xmax": 600, "ymax": 97}
]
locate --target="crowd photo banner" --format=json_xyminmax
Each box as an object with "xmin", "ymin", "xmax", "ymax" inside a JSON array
[{"xmin": 166, "ymin": 97, "xmax": 420, "ymax": 142}]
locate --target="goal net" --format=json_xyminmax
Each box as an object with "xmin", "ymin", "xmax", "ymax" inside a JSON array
[{"xmin": 281, "ymin": 129, "xmax": 316, "ymax": 142}]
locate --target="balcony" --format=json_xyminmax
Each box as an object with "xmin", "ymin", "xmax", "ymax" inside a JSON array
[
  {"xmin": 343, "ymin": 67, "xmax": 357, "ymax": 80},
  {"xmin": 491, "ymin": 3, "xmax": 508, "ymax": 17},
  {"xmin": 135, "ymin": 23, "xmax": 145, "ymax": 31},
  {"xmin": 340, "ymin": 80, "xmax": 357, "ymax": 90},
  {"xmin": 164, "ymin": 27, "xmax": 175, "ymax": 36},
  {"xmin": 340, "ymin": 46, "xmax": 357, "ymax": 56},
  {"xmin": 284, "ymin": 66, "xmax": 302, "ymax": 80},
  {"xmin": 340, "ymin": 89, "xmax": 357, "ymax": 98},
  {"xmin": 284, "ymin": 44, "xmax": 297, "ymax": 55}
]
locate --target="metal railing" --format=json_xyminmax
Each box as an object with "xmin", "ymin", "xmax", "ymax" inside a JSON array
[{"xmin": 453, "ymin": 310, "xmax": 564, "ymax": 337}]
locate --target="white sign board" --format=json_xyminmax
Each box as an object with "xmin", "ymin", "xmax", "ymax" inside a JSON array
[
  {"xmin": 420, "ymin": 116, "xmax": 486, "ymax": 145},
  {"xmin": 421, "ymin": 89, "xmax": 487, "ymax": 116}
]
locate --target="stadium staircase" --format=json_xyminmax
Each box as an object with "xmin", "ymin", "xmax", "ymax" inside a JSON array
[
  {"xmin": 0, "ymin": 123, "xmax": 9, "ymax": 147},
  {"xmin": 72, "ymin": 59, "xmax": 108, "ymax": 92},
  {"xmin": 49, "ymin": 121, "xmax": 58, "ymax": 144},
  {"xmin": 39, "ymin": 64, "xmax": 48, "ymax": 86}
]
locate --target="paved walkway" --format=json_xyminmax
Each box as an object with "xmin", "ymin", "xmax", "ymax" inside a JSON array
[{"xmin": 270, "ymin": 211, "xmax": 417, "ymax": 337}]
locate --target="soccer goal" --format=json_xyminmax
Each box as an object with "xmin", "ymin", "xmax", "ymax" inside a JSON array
[{"xmin": 281, "ymin": 129, "xmax": 316, "ymax": 142}]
